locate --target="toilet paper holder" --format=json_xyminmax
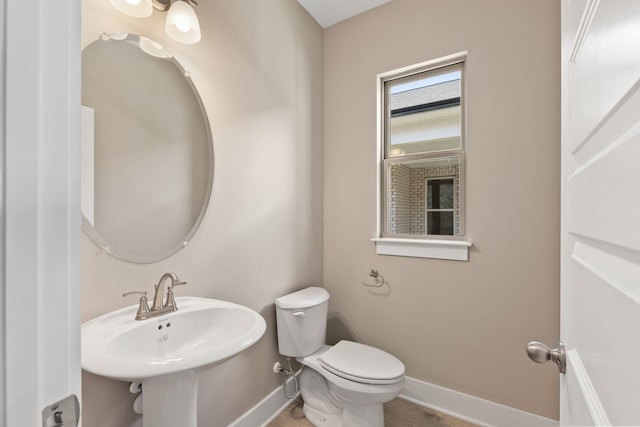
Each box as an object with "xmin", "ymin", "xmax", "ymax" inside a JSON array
[{"xmin": 362, "ymin": 269, "xmax": 385, "ymax": 288}]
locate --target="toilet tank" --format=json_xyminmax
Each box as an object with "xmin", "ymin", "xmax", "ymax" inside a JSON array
[{"xmin": 275, "ymin": 287, "xmax": 329, "ymax": 357}]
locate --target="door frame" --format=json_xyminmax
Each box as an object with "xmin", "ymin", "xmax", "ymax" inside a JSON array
[{"xmin": 1, "ymin": 0, "xmax": 82, "ymax": 425}]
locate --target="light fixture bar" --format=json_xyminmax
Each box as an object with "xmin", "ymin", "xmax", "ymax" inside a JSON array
[
  {"xmin": 152, "ymin": 0, "xmax": 171, "ymax": 12},
  {"xmin": 152, "ymin": 0, "xmax": 198, "ymax": 12}
]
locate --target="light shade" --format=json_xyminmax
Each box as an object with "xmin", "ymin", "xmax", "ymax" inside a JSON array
[
  {"xmin": 165, "ymin": 1, "xmax": 201, "ymax": 44},
  {"xmin": 110, "ymin": 0, "xmax": 152, "ymax": 18}
]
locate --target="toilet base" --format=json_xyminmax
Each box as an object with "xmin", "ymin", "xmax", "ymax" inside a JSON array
[
  {"xmin": 302, "ymin": 397, "xmax": 384, "ymax": 427},
  {"xmin": 303, "ymin": 404, "xmax": 343, "ymax": 427},
  {"xmin": 298, "ymin": 367, "xmax": 388, "ymax": 427}
]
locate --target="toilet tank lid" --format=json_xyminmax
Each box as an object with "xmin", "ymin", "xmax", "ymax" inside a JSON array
[{"xmin": 276, "ymin": 287, "xmax": 329, "ymax": 309}]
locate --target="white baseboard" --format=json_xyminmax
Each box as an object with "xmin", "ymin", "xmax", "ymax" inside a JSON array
[
  {"xmin": 228, "ymin": 377, "xmax": 300, "ymax": 427},
  {"xmin": 400, "ymin": 377, "xmax": 559, "ymax": 427},
  {"xmin": 229, "ymin": 375, "xmax": 558, "ymax": 427}
]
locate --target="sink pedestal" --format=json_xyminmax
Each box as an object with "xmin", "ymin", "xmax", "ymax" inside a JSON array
[{"xmin": 142, "ymin": 371, "xmax": 199, "ymax": 427}]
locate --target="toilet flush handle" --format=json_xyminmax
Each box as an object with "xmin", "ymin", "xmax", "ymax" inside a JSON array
[{"xmin": 292, "ymin": 311, "xmax": 305, "ymax": 318}]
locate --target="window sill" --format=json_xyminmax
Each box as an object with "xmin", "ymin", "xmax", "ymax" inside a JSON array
[{"xmin": 371, "ymin": 237, "xmax": 472, "ymax": 261}]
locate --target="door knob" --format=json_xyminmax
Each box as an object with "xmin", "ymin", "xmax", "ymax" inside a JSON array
[{"xmin": 526, "ymin": 340, "xmax": 566, "ymax": 374}]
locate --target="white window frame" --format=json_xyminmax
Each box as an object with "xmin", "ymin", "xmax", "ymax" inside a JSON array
[{"xmin": 372, "ymin": 52, "xmax": 472, "ymax": 261}]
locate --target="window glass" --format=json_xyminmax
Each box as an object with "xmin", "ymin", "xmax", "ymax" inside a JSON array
[
  {"xmin": 427, "ymin": 178, "xmax": 454, "ymax": 210},
  {"xmin": 387, "ymin": 69, "xmax": 461, "ymax": 157},
  {"xmin": 386, "ymin": 157, "xmax": 460, "ymax": 236}
]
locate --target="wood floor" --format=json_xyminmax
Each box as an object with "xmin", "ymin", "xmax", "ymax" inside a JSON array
[{"xmin": 268, "ymin": 397, "xmax": 478, "ymax": 427}]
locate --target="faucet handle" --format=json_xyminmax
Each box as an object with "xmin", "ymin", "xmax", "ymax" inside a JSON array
[
  {"xmin": 169, "ymin": 280, "xmax": 187, "ymax": 289},
  {"xmin": 123, "ymin": 291, "xmax": 150, "ymax": 320},
  {"xmin": 165, "ymin": 281, "xmax": 187, "ymax": 311}
]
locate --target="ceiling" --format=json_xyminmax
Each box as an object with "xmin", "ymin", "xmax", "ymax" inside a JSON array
[{"xmin": 296, "ymin": 0, "xmax": 391, "ymax": 28}]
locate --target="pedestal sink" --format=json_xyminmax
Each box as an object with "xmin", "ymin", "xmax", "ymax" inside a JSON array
[{"xmin": 81, "ymin": 296, "xmax": 266, "ymax": 427}]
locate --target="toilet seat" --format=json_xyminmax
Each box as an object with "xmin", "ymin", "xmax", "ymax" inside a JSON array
[{"xmin": 319, "ymin": 340, "xmax": 405, "ymax": 385}]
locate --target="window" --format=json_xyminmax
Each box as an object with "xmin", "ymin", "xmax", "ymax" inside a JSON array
[
  {"xmin": 374, "ymin": 53, "xmax": 471, "ymax": 261},
  {"xmin": 426, "ymin": 177, "xmax": 455, "ymax": 235}
]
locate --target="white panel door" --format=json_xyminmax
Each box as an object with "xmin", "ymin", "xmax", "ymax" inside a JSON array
[{"xmin": 561, "ymin": 0, "xmax": 640, "ymax": 425}]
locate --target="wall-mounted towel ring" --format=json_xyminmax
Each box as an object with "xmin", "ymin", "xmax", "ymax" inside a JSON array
[{"xmin": 362, "ymin": 269, "xmax": 385, "ymax": 287}]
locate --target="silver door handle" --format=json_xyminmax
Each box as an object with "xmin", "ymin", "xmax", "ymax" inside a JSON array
[{"xmin": 526, "ymin": 340, "xmax": 566, "ymax": 374}]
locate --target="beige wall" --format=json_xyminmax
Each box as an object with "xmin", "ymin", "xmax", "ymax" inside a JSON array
[
  {"xmin": 81, "ymin": 1, "xmax": 323, "ymax": 426},
  {"xmin": 324, "ymin": 0, "xmax": 561, "ymax": 420}
]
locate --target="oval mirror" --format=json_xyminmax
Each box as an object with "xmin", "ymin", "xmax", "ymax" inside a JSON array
[{"xmin": 81, "ymin": 33, "xmax": 213, "ymax": 263}]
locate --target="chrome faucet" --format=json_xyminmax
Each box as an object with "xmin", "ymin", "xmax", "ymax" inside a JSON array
[{"xmin": 123, "ymin": 272, "xmax": 187, "ymax": 320}]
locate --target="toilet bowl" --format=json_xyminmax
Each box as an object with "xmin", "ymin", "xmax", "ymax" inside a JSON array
[{"xmin": 275, "ymin": 287, "xmax": 405, "ymax": 427}]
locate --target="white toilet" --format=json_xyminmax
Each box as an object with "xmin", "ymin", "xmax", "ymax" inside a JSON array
[{"xmin": 275, "ymin": 287, "xmax": 405, "ymax": 427}]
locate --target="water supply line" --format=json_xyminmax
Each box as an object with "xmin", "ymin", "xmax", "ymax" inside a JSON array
[{"xmin": 274, "ymin": 357, "xmax": 299, "ymax": 399}]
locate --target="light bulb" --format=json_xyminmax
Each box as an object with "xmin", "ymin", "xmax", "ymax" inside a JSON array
[
  {"xmin": 110, "ymin": 0, "xmax": 152, "ymax": 18},
  {"xmin": 175, "ymin": 19, "xmax": 191, "ymax": 33}
]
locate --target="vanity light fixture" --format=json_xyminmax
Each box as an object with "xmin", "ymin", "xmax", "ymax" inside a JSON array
[{"xmin": 111, "ymin": 0, "xmax": 201, "ymax": 45}]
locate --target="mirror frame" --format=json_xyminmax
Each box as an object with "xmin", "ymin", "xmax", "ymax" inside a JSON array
[{"xmin": 81, "ymin": 33, "xmax": 214, "ymax": 263}]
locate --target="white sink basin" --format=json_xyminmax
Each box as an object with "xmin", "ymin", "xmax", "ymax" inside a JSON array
[{"xmin": 81, "ymin": 296, "xmax": 266, "ymax": 381}]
